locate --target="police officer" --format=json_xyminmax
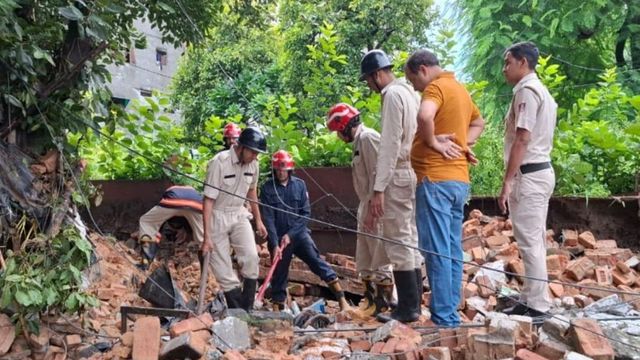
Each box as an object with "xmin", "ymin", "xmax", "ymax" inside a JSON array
[
  {"xmin": 358, "ymin": 50, "xmax": 422, "ymax": 323},
  {"xmin": 137, "ymin": 185, "xmax": 204, "ymax": 266},
  {"xmin": 327, "ymin": 103, "xmax": 395, "ymax": 317},
  {"xmin": 500, "ymin": 42, "xmax": 557, "ymax": 317},
  {"xmin": 223, "ymin": 123, "xmax": 242, "ymax": 149},
  {"xmin": 202, "ymin": 127, "xmax": 268, "ymax": 311},
  {"xmin": 259, "ymin": 150, "xmax": 351, "ymax": 311}
]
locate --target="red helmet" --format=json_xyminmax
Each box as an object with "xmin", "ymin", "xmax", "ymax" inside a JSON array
[
  {"xmin": 223, "ymin": 123, "xmax": 241, "ymax": 138},
  {"xmin": 326, "ymin": 103, "xmax": 360, "ymax": 133},
  {"xmin": 271, "ymin": 150, "xmax": 295, "ymax": 170}
]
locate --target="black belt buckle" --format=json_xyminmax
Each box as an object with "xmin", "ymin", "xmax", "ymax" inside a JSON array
[{"xmin": 520, "ymin": 162, "xmax": 551, "ymax": 174}]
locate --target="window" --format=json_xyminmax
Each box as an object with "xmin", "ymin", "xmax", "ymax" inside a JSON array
[{"xmin": 156, "ymin": 47, "xmax": 168, "ymax": 70}]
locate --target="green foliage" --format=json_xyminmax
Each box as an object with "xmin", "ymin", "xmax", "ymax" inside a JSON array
[
  {"xmin": 0, "ymin": 0, "xmax": 217, "ymax": 151},
  {"xmin": 0, "ymin": 225, "xmax": 99, "ymax": 332}
]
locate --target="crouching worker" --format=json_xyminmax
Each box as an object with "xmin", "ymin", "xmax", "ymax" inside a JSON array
[
  {"xmin": 260, "ymin": 150, "xmax": 351, "ymax": 312},
  {"xmin": 138, "ymin": 185, "xmax": 204, "ymax": 267}
]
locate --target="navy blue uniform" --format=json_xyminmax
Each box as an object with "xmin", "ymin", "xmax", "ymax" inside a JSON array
[{"xmin": 259, "ymin": 175, "xmax": 337, "ymax": 303}]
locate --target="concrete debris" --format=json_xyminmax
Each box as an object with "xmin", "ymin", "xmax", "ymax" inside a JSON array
[
  {"xmin": 0, "ymin": 314, "xmax": 16, "ymax": 356},
  {"xmin": 211, "ymin": 316, "xmax": 251, "ymax": 352}
]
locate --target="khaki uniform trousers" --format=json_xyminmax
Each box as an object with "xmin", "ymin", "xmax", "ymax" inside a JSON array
[
  {"xmin": 208, "ymin": 207, "xmax": 258, "ymax": 291},
  {"xmin": 356, "ymin": 201, "xmax": 392, "ymax": 282},
  {"xmin": 139, "ymin": 206, "xmax": 204, "ymax": 243},
  {"xmin": 381, "ymin": 167, "xmax": 418, "ymax": 271},
  {"xmin": 508, "ymin": 167, "xmax": 555, "ymax": 312}
]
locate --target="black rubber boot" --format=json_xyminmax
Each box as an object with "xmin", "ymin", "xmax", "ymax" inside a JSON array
[
  {"xmin": 415, "ymin": 268, "xmax": 423, "ymax": 311},
  {"xmin": 224, "ymin": 287, "xmax": 243, "ymax": 309},
  {"xmin": 376, "ymin": 270, "xmax": 420, "ymax": 323},
  {"xmin": 241, "ymin": 278, "xmax": 258, "ymax": 311},
  {"xmin": 374, "ymin": 282, "xmax": 393, "ymax": 314}
]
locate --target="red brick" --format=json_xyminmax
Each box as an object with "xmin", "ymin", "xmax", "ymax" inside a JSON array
[
  {"xmin": 482, "ymin": 220, "xmax": 501, "ymax": 237},
  {"xmin": 515, "ymin": 348, "xmax": 549, "ymax": 360},
  {"xmin": 64, "ymin": 334, "xmax": 81, "ymax": 348},
  {"xmin": 570, "ymin": 319, "xmax": 614, "ymax": 360},
  {"xmin": 381, "ymin": 338, "xmax": 399, "ymax": 355},
  {"xmin": 421, "ymin": 346, "xmax": 452, "ymax": 360},
  {"xmin": 464, "ymin": 282, "xmax": 478, "ymax": 298},
  {"xmin": 508, "ymin": 258, "xmax": 525, "ymax": 278},
  {"xmin": 561, "ymin": 229, "xmax": 579, "ymax": 246},
  {"xmin": 585, "ymin": 248, "xmax": 634, "ymax": 267},
  {"xmin": 439, "ymin": 329, "xmax": 457, "ymax": 348},
  {"xmin": 469, "ymin": 209, "xmax": 483, "ymax": 219},
  {"xmin": 595, "ymin": 266, "xmax": 613, "ymax": 285},
  {"xmin": 549, "ymin": 283, "xmax": 564, "ymax": 298},
  {"xmin": 578, "ymin": 231, "xmax": 597, "ymax": 249},
  {"xmin": 612, "ymin": 269, "xmax": 636, "ymax": 286},
  {"xmin": 350, "ymin": 340, "xmax": 371, "ymax": 352},
  {"xmin": 169, "ymin": 312, "xmax": 214, "ymax": 337},
  {"xmin": 132, "ymin": 317, "xmax": 161, "ymax": 360},
  {"xmin": 394, "ymin": 339, "xmax": 419, "ymax": 360},
  {"xmin": 0, "ymin": 314, "xmax": 15, "ymax": 356},
  {"xmin": 476, "ymin": 275, "xmax": 495, "ymax": 298},
  {"xmin": 546, "ymin": 254, "xmax": 569, "ymax": 272},
  {"xmin": 462, "ymin": 235, "xmax": 483, "ymax": 252},
  {"xmin": 485, "ymin": 235, "xmax": 510, "ymax": 249},
  {"xmin": 223, "ymin": 350, "xmax": 247, "ymax": 360},
  {"xmin": 470, "ymin": 247, "xmax": 489, "ymax": 264},
  {"xmin": 370, "ymin": 341, "xmax": 386, "ymax": 354},
  {"xmin": 566, "ymin": 257, "xmax": 596, "ymax": 281},
  {"xmin": 616, "ymin": 261, "xmax": 631, "ymax": 274},
  {"xmin": 596, "ymin": 240, "xmax": 617, "ymax": 249}
]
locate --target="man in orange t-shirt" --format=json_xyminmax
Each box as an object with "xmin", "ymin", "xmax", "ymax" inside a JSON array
[{"xmin": 404, "ymin": 49, "xmax": 485, "ymax": 326}]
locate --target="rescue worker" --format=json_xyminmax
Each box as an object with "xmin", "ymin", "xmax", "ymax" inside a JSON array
[
  {"xmin": 202, "ymin": 127, "xmax": 268, "ymax": 311},
  {"xmin": 358, "ymin": 50, "xmax": 422, "ymax": 323},
  {"xmin": 500, "ymin": 42, "xmax": 556, "ymax": 317},
  {"xmin": 259, "ymin": 150, "xmax": 350, "ymax": 311},
  {"xmin": 326, "ymin": 103, "xmax": 395, "ymax": 316},
  {"xmin": 137, "ymin": 185, "xmax": 204, "ymax": 266},
  {"xmin": 223, "ymin": 123, "xmax": 242, "ymax": 149}
]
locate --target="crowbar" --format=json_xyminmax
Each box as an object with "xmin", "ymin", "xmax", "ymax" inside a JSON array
[
  {"xmin": 255, "ymin": 242, "xmax": 288, "ymax": 308},
  {"xmin": 197, "ymin": 252, "xmax": 212, "ymax": 314}
]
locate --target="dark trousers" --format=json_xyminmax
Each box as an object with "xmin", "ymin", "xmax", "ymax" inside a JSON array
[{"xmin": 269, "ymin": 233, "xmax": 337, "ymax": 303}]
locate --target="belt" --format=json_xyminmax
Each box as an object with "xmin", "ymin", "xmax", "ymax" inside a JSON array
[
  {"xmin": 520, "ymin": 162, "xmax": 551, "ymax": 175},
  {"xmin": 395, "ymin": 162, "xmax": 412, "ymax": 169}
]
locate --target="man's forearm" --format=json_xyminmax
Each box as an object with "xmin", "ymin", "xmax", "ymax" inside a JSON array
[
  {"xmin": 467, "ymin": 118, "xmax": 485, "ymax": 146},
  {"xmin": 248, "ymin": 188, "xmax": 262, "ymax": 223},
  {"xmin": 203, "ymin": 197, "xmax": 214, "ymax": 242}
]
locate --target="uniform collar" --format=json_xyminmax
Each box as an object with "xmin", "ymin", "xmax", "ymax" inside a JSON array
[
  {"xmin": 230, "ymin": 146, "xmax": 241, "ymax": 164},
  {"xmin": 513, "ymin": 72, "xmax": 538, "ymax": 94},
  {"xmin": 381, "ymin": 77, "xmax": 406, "ymax": 95}
]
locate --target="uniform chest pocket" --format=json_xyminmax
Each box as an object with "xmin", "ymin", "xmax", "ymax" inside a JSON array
[
  {"xmin": 222, "ymin": 174, "xmax": 236, "ymax": 187},
  {"xmin": 243, "ymin": 172, "xmax": 254, "ymax": 185}
]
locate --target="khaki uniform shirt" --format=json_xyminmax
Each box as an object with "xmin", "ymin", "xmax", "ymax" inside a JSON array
[
  {"xmin": 203, "ymin": 147, "xmax": 259, "ymax": 209},
  {"xmin": 374, "ymin": 77, "xmax": 419, "ymax": 192},
  {"xmin": 504, "ymin": 73, "xmax": 557, "ymax": 165},
  {"xmin": 352, "ymin": 126, "xmax": 381, "ymax": 203}
]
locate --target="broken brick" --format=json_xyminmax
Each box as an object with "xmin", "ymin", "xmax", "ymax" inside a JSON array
[
  {"xmin": 223, "ymin": 350, "xmax": 247, "ymax": 360},
  {"xmin": 64, "ymin": 334, "xmax": 81, "ymax": 348},
  {"xmin": 380, "ymin": 338, "xmax": 399, "ymax": 355},
  {"xmin": 616, "ymin": 261, "xmax": 631, "ymax": 274},
  {"xmin": 549, "ymin": 283, "xmax": 564, "ymax": 298},
  {"xmin": 570, "ymin": 319, "xmax": 614, "ymax": 360},
  {"xmin": 516, "ymin": 348, "xmax": 549, "ymax": 360},
  {"xmin": 561, "ymin": 229, "xmax": 579, "ymax": 247},
  {"xmin": 566, "ymin": 257, "xmax": 596, "ymax": 281},
  {"xmin": 394, "ymin": 339, "xmax": 419, "ymax": 360},
  {"xmin": 578, "ymin": 231, "xmax": 597, "ymax": 249},
  {"xmin": 438, "ymin": 328, "xmax": 457, "ymax": 348},
  {"xmin": 464, "ymin": 282, "xmax": 478, "ymax": 298},
  {"xmin": 594, "ymin": 266, "xmax": 613, "ymax": 285},
  {"xmin": 170, "ymin": 313, "xmax": 214, "ymax": 338},
  {"xmin": 470, "ymin": 246, "xmax": 489, "ymax": 264},
  {"xmin": 421, "ymin": 347, "xmax": 452, "ymax": 360},
  {"xmin": 508, "ymin": 258, "xmax": 525, "ymax": 278},
  {"xmin": 596, "ymin": 240, "xmax": 617, "ymax": 249},
  {"xmin": 612, "ymin": 269, "xmax": 636, "ymax": 286},
  {"xmin": 132, "ymin": 317, "xmax": 161, "ymax": 360},
  {"xmin": 485, "ymin": 235, "xmax": 510, "ymax": 249},
  {"xmin": 476, "ymin": 275, "xmax": 495, "ymax": 298},
  {"xmin": 370, "ymin": 341, "xmax": 385, "ymax": 354},
  {"xmin": 349, "ymin": 340, "xmax": 371, "ymax": 352},
  {"xmin": 546, "ymin": 254, "xmax": 569, "ymax": 272}
]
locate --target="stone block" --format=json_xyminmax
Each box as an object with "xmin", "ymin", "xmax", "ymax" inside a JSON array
[
  {"xmin": 132, "ymin": 316, "xmax": 161, "ymax": 360},
  {"xmin": 159, "ymin": 332, "xmax": 207, "ymax": 360},
  {"xmin": 569, "ymin": 319, "xmax": 614, "ymax": 360}
]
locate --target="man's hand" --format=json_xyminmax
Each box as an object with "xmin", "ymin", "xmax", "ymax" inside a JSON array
[
  {"xmin": 255, "ymin": 221, "xmax": 268, "ymax": 239},
  {"xmin": 498, "ymin": 180, "xmax": 513, "ymax": 215},
  {"xmin": 432, "ymin": 137, "xmax": 463, "ymax": 160},
  {"xmin": 281, "ymin": 234, "xmax": 291, "ymax": 248},
  {"xmin": 369, "ymin": 192, "xmax": 385, "ymax": 218},
  {"xmin": 465, "ymin": 148, "xmax": 479, "ymax": 166},
  {"xmin": 201, "ymin": 238, "xmax": 214, "ymax": 254},
  {"xmin": 363, "ymin": 210, "xmax": 378, "ymax": 234}
]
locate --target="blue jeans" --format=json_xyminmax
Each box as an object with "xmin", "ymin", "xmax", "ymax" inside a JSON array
[
  {"xmin": 416, "ymin": 180, "xmax": 469, "ymax": 326},
  {"xmin": 269, "ymin": 232, "xmax": 337, "ymax": 303}
]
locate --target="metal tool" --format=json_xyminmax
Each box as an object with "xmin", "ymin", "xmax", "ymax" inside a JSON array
[
  {"xmin": 196, "ymin": 252, "xmax": 211, "ymax": 314},
  {"xmin": 254, "ymin": 242, "xmax": 288, "ymax": 309}
]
